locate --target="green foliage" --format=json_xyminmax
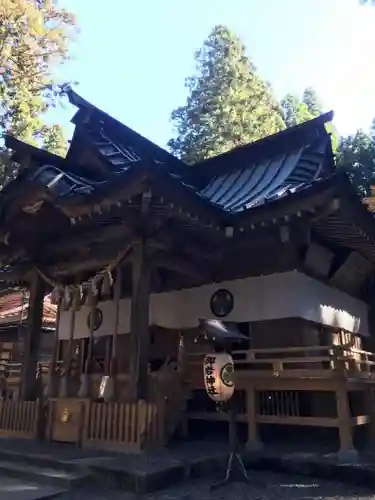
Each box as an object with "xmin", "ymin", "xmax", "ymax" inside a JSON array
[
  {"xmin": 303, "ymin": 87, "xmax": 323, "ymax": 116},
  {"xmin": 280, "ymin": 84, "xmax": 375, "ymax": 198},
  {"xmin": 280, "ymin": 93, "xmax": 313, "ymax": 127},
  {"xmin": 336, "ymin": 129, "xmax": 375, "ymax": 197},
  {"xmin": 168, "ymin": 25, "xmax": 285, "ymax": 164},
  {"xmin": 39, "ymin": 124, "xmax": 67, "ymax": 158},
  {"xmin": 0, "ymin": 149, "xmax": 18, "ymax": 188},
  {"xmin": 281, "ymin": 87, "xmax": 322, "ymax": 127},
  {"xmin": 281, "ymin": 87, "xmax": 339, "ymax": 152},
  {"xmin": 0, "ymin": 0, "xmax": 75, "ymax": 185}
]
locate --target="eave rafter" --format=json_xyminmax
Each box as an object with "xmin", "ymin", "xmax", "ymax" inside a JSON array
[{"xmin": 3, "ymin": 95, "xmax": 375, "ymax": 297}]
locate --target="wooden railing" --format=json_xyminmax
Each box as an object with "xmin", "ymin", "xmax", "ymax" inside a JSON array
[
  {"xmin": 83, "ymin": 400, "xmax": 162, "ymax": 451},
  {"xmin": 151, "ymin": 360, "xmax": 189, "ymax": 444},
  {"xmin": 0, "ymin": 400, "xmax": 39, "ymax": 438},
  {"xmin": 258, "ymin": 390, "xmax": 300, "ymax": 417},
  {"xmin": 186, "ymin": 344, "xmax": 375, "ymax": 380},
  {"xmin": 187, "ymin": 344, "xmax": 375, "ymax": 441},
  {"xmin": 0, "ymin": 361, "xmax": 51, "ymax": 400},
  {"xmin": 0, "ymin": 360, "xmax": 50, "ymax": 378}
]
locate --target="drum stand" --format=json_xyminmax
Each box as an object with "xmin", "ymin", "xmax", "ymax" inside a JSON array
[{"xmin": 211, "ymin": 403, "xmax": 249, "ymax": 490}]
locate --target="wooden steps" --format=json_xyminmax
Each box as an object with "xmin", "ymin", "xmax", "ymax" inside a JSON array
[{"xmin": 0, "ymin": 449, "xmax": 89, "ymax": 490}]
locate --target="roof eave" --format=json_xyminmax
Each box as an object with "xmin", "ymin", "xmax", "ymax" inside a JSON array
[{"xmin": 190, "ymin": 111, "xmax": 335, "ymax": 187}]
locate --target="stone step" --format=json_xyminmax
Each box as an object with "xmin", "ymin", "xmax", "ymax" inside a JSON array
[
  {"xmin": 0, "ymin": 449, "xmax": 82, "ymax": 473},
  {"xmin": 0, "ymin": 477, "xmax": 66, "ymax": 500},
  {"xmin": 0, "ymin": 460, "xmax": 87, "ymax": 490}
]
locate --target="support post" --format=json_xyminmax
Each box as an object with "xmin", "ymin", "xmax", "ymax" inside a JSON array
[
  {"xmin": 129, "ymin": 239, "xmax": 151, "ymax": 401},
  {"xmin": 246, "ymin": 386, "xmax": 263, "ymax": 451},
  {"xmin": 334, "ymin": 353, "xmax": 358, "ymax": 462},
  {"xmin": 177, "ymin": 332, "xmax": 188, "ymax": 438},
  {"xmin": 105, "ymin": 266, "xmax": 121, "ymax": 401},
  {"xmin": 60, "ymin": 306, "xmax": 75, "ymax": 397},
  {"xmin": 78, "ymin": 294, "xmax": 95, "ymax": 398},
  {"xmin": 21, "ymin": 271, "xmax": 46, "ymax": 401},
  {"xmin": 365, "ymin": 386, "xmax": 375, "ymax": 442},
  {"xmin": 45, "ymin": 302, "xmax": 61, "ymax": 397}
]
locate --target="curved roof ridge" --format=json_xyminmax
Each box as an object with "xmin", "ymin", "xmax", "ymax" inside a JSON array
[
  {"xmin": 67, "ymin": 88, "xmax": 187, "ymax": 174},
  {"xmin": 190, "ymin": 111, "xmax": 334, "ymax": 187}
]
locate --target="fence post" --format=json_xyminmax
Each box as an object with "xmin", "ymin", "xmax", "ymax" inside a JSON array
[
  {"xmin": 365, "ymin": 386, "xmax": 375, "ymax": 443},
  {"xmin": 0, "ymin": 400, "xmax": 4, "ymax": 431},
  {"xmin": 156, "ymin": 397, "xmax": 166, "ymax": 447},
  {"xmin": 137, "ymin": 400, "xmax": 147, "ymax": 450},
  {"xmin": 35, "ymin": 365, "xmax": 45, "ymax": 441},
  {"xmin": 246, "ymin": 386, "xmax": 263, "ymax": 451},
  {"xmin": 334, "ymin": 347, "xmax": 358, "ymax": 463},
  {"xmin": 81, "ymin": 400, "xmax": 91, "ymax": 447},
  {"xmin": 35, "ymin": 398, "xmax": 45, "ymax": 441}
]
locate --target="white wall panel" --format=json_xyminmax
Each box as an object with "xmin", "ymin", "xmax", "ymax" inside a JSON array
[{"xmin": 59, "ymin": 271, "xmax": 369, "ymax": 339}]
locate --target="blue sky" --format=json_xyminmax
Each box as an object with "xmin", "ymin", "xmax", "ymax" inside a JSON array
[{"xmin": 56, "ymin": 0, "xmax": 375, "ymax": 148}]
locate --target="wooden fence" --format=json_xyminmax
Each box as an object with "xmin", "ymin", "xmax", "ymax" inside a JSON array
[
  {"xmin": 0, "ymin": 400, "xmax": 39, "ymax": 438},
  {"xmin": 186, "ymin": 344, "xmax": 375, "ymax": 381},
  {"xmin": 257, "ymin": 390, "xmax": 300, "ymax": 417},
  {"xmin": 186, "ymin": 344, "xmax": 375, "ymax": 449},
  {"xmin": 83, "ymin": 400, "xmax": 163, "ymax": 451}
]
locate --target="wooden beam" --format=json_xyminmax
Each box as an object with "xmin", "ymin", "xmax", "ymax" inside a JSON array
[
  {"xmin": 154, "ymin": 254, "xmax": 205, "ymax": 280},
  {"xmin": 141, "ymin": 189, "xmax": 152, "ymax": 216},
  {"xmin": 56, "ymin": 170, "xmax": 149, "ymax": 218},
  {"xmin": 20, "ymin": 270, "xmax": 46, "ymax": 400},
  {"xmin": 129, "ymin": 240, "xmax": 151, "ymax": 400},
  {"xmin": 39, "ymin": 212, "xmax": 167, "ymax": 264},
  {"xmin": 236, "ymin": 183, "xmax": 336, "ymax": 229},
  {"xmin": 42, "ymin": 223, "xmax": 133, "ymax": 260},
  {"xmin": 47, "ymin": 240, "xmax": 135, "ymax": 277},
  {"xmin": 151, "ymin": 227, "xmax": 220, "ymax": 261},
  {"xmin": 311, "ymin": 198, "xmax": 340, "ymax": 223}
]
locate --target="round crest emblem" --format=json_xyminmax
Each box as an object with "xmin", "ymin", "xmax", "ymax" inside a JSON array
[
  {"xmin": 60, "ymin": 408, "xmax": 70, "ymax": 424},
  {"xmin": 87, "ymin": 307, "xmax": 103, "ymax": 331},
  {"xmin": 210, "ymin": 289, "xmax": 234, "ymax": 318},
  {"xmin": 220, "ymin": 363, "xmax": 234, "ymax": 387}
]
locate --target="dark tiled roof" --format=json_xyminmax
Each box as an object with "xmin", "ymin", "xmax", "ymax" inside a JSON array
[
  {"xmin": 5, "ymin": 93, "xmax": 375, "ymax": 276},
  {"xmin": 67, "ymin": 89, "xmax": 185, "ymax": 175},
  {"xmin": 198, "ymin": 137, "xmax": 330, "ymax": 212},
  {"xmin": 3, "ymin": 91, "xmax": 334, "ymax": 219}
]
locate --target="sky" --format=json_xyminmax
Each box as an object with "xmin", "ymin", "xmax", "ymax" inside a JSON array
[{"xmin": 55, "ymin": 0, "xmax": 375, "ymax": 148}]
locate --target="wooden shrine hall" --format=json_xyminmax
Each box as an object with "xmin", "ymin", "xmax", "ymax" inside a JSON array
[
  {"xmin": 0, "ymin": 89, "xmax": 375, "ymax": 458},
  {"xmin": 0, "ymin": 288, "xmax": 56, "ymax": 399}
]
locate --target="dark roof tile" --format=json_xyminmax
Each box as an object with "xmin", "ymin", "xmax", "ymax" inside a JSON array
[{"xmin": 3, "ymin": 91, "xmax": 335, "ymax": 219}]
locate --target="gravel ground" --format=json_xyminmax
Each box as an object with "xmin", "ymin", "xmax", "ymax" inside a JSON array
[{"xmin": 56, "ymin": 471, "xmax": 375, "ymax": 500}]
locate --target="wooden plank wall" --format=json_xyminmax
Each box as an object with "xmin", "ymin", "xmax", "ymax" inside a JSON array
[
  {"xmin": 83, "ymin": 400, "xmax": 163, "ymax": 451},
  {"xmin": 0, "ymin": 400, "xmax": 39, "ymax": 438}
]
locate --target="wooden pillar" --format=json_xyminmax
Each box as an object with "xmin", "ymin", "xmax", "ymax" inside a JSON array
[
  {"xmin": 21, "ymin": 272, "xmax": 46, "ymax": 400},
  {"xmin": 334, "ymin": 349, "xmax": 358, "ymax": 462},
  {"xmin": 177, "ymin": 332, "xmax": 188, "ymax": 438},
  {"xmin": 45, "ymin": 302, "xmax": 61, "ymax": 397},
  {"xmin": 78, "ymin": 294, "xmax": 95, "ymax": 398},
  {"xmin": 365, "ymin": 386, "xmax": 375, "ymax": 442},
  {"xmin": 177, "ymin": 332, "xmax": 186, "ymax": 374},
  {"xmin": 336, "ymin": 384, "xmax": 356, "ymax": 457},
  {"xmin": 246, "ymin": 386, "xmax": 263, "ymax": 451},
  {"xmin": 129, "ymin": 240, "xmax": 151, "ymax": 401},
  {"xmin": 105, "ymin": 266, "xmax": 121, "ymax": 401},
  {"xmin": 60, "ymin": 305, "xmax": 76, "ymax": 397}
]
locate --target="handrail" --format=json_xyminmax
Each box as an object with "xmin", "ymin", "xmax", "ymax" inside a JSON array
[
  {"xmin": 186, "ymin": 344, "xmax": 375, "ymax": 358},
  {"xmin": 186, "ymin": 344, "xmax": 375, "ymax": 379},
  {"xmin": 0, "ymin": 360, "xmax": 51, "ymax": 376},
  {"xmin": 186, "ymin": 345, "xmax": 335, "ymax": 358}
]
